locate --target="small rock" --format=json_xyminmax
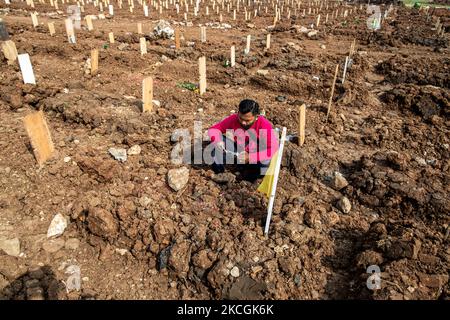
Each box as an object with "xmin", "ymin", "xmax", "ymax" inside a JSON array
[
  {"xmin": 139, "ymin": 196, "xmax": 152, "ymax": 207},
  {"xmin": 108, "ymin": 147, "xmax": 127, "ymax": 162},
  {"xmin": 307, "ymin": 30, "xmax": 318, "ymax": 38},
  {"xmin": 256, "ymin": 69, "xmax": 269, "ymax": 76},
  {"xmin": 161, "ymin": 55, "xmax": 170, "ymax": 62},
  {"xmin": 230, "ymin": 266, "xmax": 240, "ymax": 278},
  {"xmin": 47, "ymin": 213, "xmax": 68, "ymax": 238},
  {"xmin": 27, "ymin": 287, "xmax": 45, "ymax": 300},
  {"xmin": 331, "ymin": 172, "xmax": 349, "ymax": 190},
  {"xmin": 276, "ymin": 96, "xmax": 286, "ymax": 103},
  {"xmin": 118, "ymin": 43, "xmax": 128, "ymax": 51},
  {"xmin": 246, "ymin": 23, "xmax": 255, "ymax": 28},
  {"xmin": 65, "ymin": 238, "xmax": 80, "ymax": 250},
  {"xmin": 211, "ymin": 172, "xmax": 235, "ymax": 184},
  {"xmin": 337, "ymin": 196, "xmax": 351, "ymax": 214},
  {"xmin": 42, "ymin": 238, "xmax": 65, "ymax": 253},
  {"xmin": 87, "ymin": 207, "xmax": 119, "ymax": 238},
  {"xmin": 64, "ymin": 156, "xmax": 71, "ymax": 163},
  {"xmin": 415, "ymin": 157, "xmax": 427, "ymax": 166},
  {"xmin": 167, "ymin": 167, "xmax": 189, "ymax": 191},
  {"xmin": 115, "ymin": 248, "xmax": 128, "ymax": 256},
  {"xmin": 127, "ymin": 145, "xmax": 142, "ymax": 156},
  {"xmin": 0, "ymin": 238, "xmax": 21, "ymax": 257}
]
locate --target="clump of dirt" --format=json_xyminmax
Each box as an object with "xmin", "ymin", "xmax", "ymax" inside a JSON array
[{"xmin": 381, "ymin": 84, "xmax": 450, "ymax": 120}]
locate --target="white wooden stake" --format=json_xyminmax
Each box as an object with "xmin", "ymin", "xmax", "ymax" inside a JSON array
[
  {"xmin": 264, "ymin": 126, "xmax": 287, "ymax": 236},
  {"xmin": 230, "ymin": 45, "xmax": 235, "ymax": 67},
  {"xmin": 342, "ymin": 56, "xmax": 349, "ymax": 84},
  {"xmin": 245, "ymin": 35, "xmax": 251, "ymax": 54}
]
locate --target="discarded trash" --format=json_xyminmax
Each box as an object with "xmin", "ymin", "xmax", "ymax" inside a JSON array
[
  {"xmin": 108, "ymin": 147, "xmax": 127, "ymax": 162},
  {"xmin": 177, "ymin": 82, "xmax": 199, "ymax": 92},
  {"xmin": 47, "ymin": 213, "xmax": 68, "ymax": 238},
  {"xmin": 153, "ymin": 20, "xmax": 174, "ymax": 39}
]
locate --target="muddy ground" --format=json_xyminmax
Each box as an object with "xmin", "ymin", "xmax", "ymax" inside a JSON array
[{"xmin": 0, "ymin": 1, "xmax": 449, "ymax": 300}]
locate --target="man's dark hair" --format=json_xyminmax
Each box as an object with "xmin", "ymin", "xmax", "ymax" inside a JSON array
[{"xmin": 238, "ymin": 99, "xmax": 260, "ymax": 115}]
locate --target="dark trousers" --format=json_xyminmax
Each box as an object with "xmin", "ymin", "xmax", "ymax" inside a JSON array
[{"xmin": 211, "ymin": 136, "xmax": 270, "ymax": 182}]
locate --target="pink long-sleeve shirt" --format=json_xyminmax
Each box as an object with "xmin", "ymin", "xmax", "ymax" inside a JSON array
[{"xmin": 208, "ymin": 114, "xmax": 278, "ymax": 163}]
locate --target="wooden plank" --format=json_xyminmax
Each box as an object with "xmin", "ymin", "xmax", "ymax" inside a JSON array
[
  {"xmin": 298, "ymin": 103, "xmax": 306, "ymax": 146},
  {"xmin": 230, "ymin": 45, "xmax": 235, "ymax": 67},
  {"xmin": 198, "ymin": 56, "xmax": 206, "ymax": 95},
  {"xmin": 175, "ymin": 28, "xmax": 180, "ymax": 50},
  {"xmin": 48, "ymin": 22, "xmax": 55, "ymax": 36},
  {"xmin": 266, "ymin": 33, "xmax": 271, "ymax": 49},
  {"xmin": 1, "ymin": 40, "xmax": 18, "ymax": 64},
  {"xmin": 245, "ymin": 35, "xmax": 251, "ymax": 54},
  {"xmin": 326, "ymin": 64, "xmax": 339, "ymax": 122},
  {"xmin": 85, "ymin": 15, "xmax": 94, "ymax": 31},
  {"xmin": 142, "ymin": 77, "xmax": 153, "ymax": 112},
  {"xmin": 140, "ymin": 37, "xmax": 147, "ymax": 55},
  {"xmin": 23, "ymin": 110, "xmax": 55, "ymax": 166},
  {"xmin": 31, "ymin": 12, "xmax": 39, "ymax": 28},
  {"xmin": 108, "ymin": 32, "xmax": 115, "ymax": 44},
  {"xmin": 91, "ymin": 49, "xmax": 98, "ymax": 74},
  {"xmin": 65, "ymin": 18, "xmax": 76, "ymax": 43}
]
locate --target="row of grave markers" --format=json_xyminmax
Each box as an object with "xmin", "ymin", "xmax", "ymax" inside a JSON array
[
  {"xmin": 1, "ymin": 1, "xmax": 366, "ymax": 167},
  {"xmin": 17, "ymin": 0, "xmax": 370, "ymax": 27}
]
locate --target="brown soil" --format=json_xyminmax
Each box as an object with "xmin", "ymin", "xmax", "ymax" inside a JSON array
[{"xmin": 0, "ymin": 1, "xmax": 449, "ymax": 300}]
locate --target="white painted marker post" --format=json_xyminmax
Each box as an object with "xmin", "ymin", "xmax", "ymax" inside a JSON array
[
  {"xmin": 86, "ymin": 15, "xmax": 94, "ymax": 31},
  {"xmin": 65, "ymin": 18, "xmax": 76, "ymax": 43},
  {"xmin": 264, "ymin": 126, "xmax": 287, "ymax": 236},
  {"xmin": 230, "ymin": 45, "xmax": 235, "ymax": 67},
  {"xmin": 31, "ymin": 12, "xmax": 39, "ymax": 28},
  {"xmin": 200, "ymin": 26, "xmax": 206, "ymax": 42},
  {"xmin": 48, "ymin": 22, "xmax": 55, "ymax": 36},
  {"xmin": 109, "ymin": 4, "xmax": 114, "ymax": 15},
  {"xmin": 18, "ymin": 53, "xmax": 36, "ymax": 85},
  {"xmin": 245, "ymin": 35, "xmax": 251, "ymax": 54},
  {"xmin": 198, "ymin": 56, "xmax": 206, "ymax": 95},
  {"xmin": 140, "ymin": 37, "xmax": 147, "ymax": 55},
  {"xmin": 342, "ymin": 56, "xmax": 349, "ymax": 84},
  {"xmin": 91, "ymin": 49, "xmax": 99, "ymax": 74}
]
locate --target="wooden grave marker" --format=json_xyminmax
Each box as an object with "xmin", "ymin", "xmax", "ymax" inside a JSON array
[
  {"xmin": 230, "ymin": 45, "xmax": 235, "ymax": 67},
  {"xmin": 142, "ymin": 77, "xmax": 153, "ymax": 112},
  {"xmin": 326, "ymin": 64, "xmax": 339, "ymax": 121},
  {"xmin": 198, "ymin": 56, "xmax": 206, "ymax": 95},
  {"xmin": 298, "ymin": 103, "xmax": 306, "ymax": 146},
  {"xmin": 245, "ymin": 35, "xmax": 251, "ymax": 54},
  {"xmin": 23, "ymin": 110, "xmax": 55, "ymax": 166},
  {"xmin": 86, "ymin": 15, "xmax": 94, "ymax": 30},
  {"xmin": 1, "ymin": 40, "xmax": 18, "ymax": 64},
  {"xmin": 91, "ymin": 48, "xmax": 98, "ymax": 74},
  {"xmin": 175, "ymin": 28, "xmax": 180, "ymax": 50},
  {"xmin": 140, "ymin": 37, "xmax": 147, "ymax": 55},
  {"xmin": 18, "ymin": 53, "xmax": 36, "ymax": 84}
]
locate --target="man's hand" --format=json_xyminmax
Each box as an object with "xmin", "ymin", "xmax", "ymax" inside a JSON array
[
  {"xmin": 216, "ymin": 141, "xmax": 225, "ymax": 152},
  {"xmin": 238, "ymin": 151, "xmax": 249, "ymax": 164}
]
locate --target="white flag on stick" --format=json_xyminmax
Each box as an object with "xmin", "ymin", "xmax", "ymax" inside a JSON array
[{"xmin": 258, "ymin": 127, "xmax": 287, "ymax": 236}]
